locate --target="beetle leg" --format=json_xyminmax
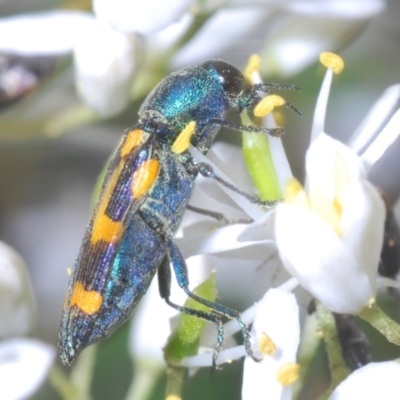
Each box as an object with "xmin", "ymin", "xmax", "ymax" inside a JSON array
[
  {"xmin": 167, "ymin": 240, "xmax": 262, "ymax": 364},
  {"xmin": 186, "ymin": 204, "xmax": 253, "ymax": 225},
  {"xmin": 157, "ymin": 255, "xmax": 224, "ymax": 369},
  {"xmin": 196, "ymin": 162, "xmax": 277, "ymax": 208},
  {"xmin": 209, "ymin": 118, "xmax": 285, "ymax": 137}
]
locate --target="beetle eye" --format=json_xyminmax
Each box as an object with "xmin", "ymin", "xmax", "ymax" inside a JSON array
[{"xmin": 201, "ymin": 60, "xmax": 250, "ymax": 96}]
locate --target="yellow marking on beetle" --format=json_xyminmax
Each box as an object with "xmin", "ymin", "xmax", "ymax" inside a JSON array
[
  {"xmin": 91, "ymin": 161, "xmax": 125, "ymax": 244},
  {"xmin": 70, "ymin": 282, "xmax": 103, "ymax": 314},
  {"xmin": 132, "ymin": 159, "xmax": 160, "ymax": 198},
  {"xmin": 172, "ymin": 121, "xmax": 196, "ymax": 154},
  {"xmin": 91, "ymin": 214, "xmax": 124, "ymax": 244},
  {"xmin": 121, "ymin": 129, "xmax": 144, "ymax": 157}
]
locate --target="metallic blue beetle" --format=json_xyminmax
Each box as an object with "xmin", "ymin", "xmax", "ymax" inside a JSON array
[{"xmin": 59, "ymin": 60, "xmax": 289, "ymax": 367}]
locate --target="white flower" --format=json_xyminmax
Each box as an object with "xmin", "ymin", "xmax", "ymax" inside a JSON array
[
  {"xmin": 73, "ymin": 20, "xmax": 138, "ymax": 116},
  {"xmin": 242, "ymin": 288, "xmax": 300, "ymax": 400},
  {"xmin": 93, "ymin": 0, "xmax": 192, "ymax": 35},
  {"xmin": 0, "ymin": 338, "xmax": 55, "ymax": 400},
  {"xmin": 0, "ymin": 0, "xmax": 385, "ymax": 118},
  {"xmin": 171, "ymin": 0, "xmax": 384, "ymax": 76},
  {"xmin": 0, "ymin": 11, "xmax": 92, "ymax": 55},
  {"xmin": 0, "ymin": 241, "xmax": 35, "ymax": 339},
  {"xmin": 328, "ymin": 360, "xmax": 400, "ymax": 399},
  {"xmin": 275, "ymin": 133, "xmax": 385, "ymax": 314},
  {"xmin": 0, "ymin": 11, "xmax": 139, "ymax": 116},
  {"xmin": 271, "ymin": 52, "xmax": 400, "ymax": 315}
]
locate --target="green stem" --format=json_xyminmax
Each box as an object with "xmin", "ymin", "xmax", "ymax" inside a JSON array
[
  {"xmin": 293, "ymin": 313, "xmax": 321, "ymax": 400},
  {"xmin": 164, "ymin": 271, "xmax": 217, "ymax": 363},
  {"xmin": 69, "ymin": 344, "xmax": 97, "ymax": 400},
  {"xmin": 48, "ymin": 345, "xmax": 96, "ymax": 400},
  {"xmin": 358, "ymin": 301, "xmax": 400, "ymax": 345},
  {"xmin": 48, "ymin": 365, "xmax": 77, "ymax": 400},
  {"xmin": 0, "ymin": 104, "xmax": 98, "ymax": 142},
  {"xmin": 165, "ymin": 366, "xmax": 186, "ymax": 400},
  {"xmin": 124, "ymin": 361, "xmax": 163, "ymax": 400},
  {"xmin": 316, "ymin": 303, "xmax": 351, "ymax": 400},
  {"xmin": 241, "ymin": 113, "xmax": 282, "ymax": 201}
]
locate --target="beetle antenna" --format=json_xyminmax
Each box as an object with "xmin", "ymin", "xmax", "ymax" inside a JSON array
[
  {"xmin": 253, "ymin": 83, "xmax": 301, "ymax": 92},
  {"xmin": 253, "ymin": 83, "xmax": 302, "ymax": 117}
]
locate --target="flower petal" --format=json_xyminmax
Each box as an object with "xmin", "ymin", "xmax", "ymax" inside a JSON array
[
  {"xmin": 360, "ymin": 109, "xmax": 400, "ymax": 170},
  {"xmin": 275, "ymin": 202, "xmax": 374, "ymax": 313},
  {"xmin": 177, "ymin": 223, "xmax": 267, "ymax": 259},
  {"xmin": 305, "ymin": 133, "xmax": 385, "ymax": 292},
  {"xmin": 306, "ymin": 133, "xmax": 366, "ymax": 203},
  {"xmin": 340, "ymin": 181, "xmax": 384, "ymax": 290},
  {"xmin": 230, "ymin": 0, "xmax": 384, "ymax": 19},
  {"xmin": 0, "ymin": 339, "xmax": 55, "ymax": 400},
  {"xmin": 0, "ymin": 11, "xmax": 93, "ymax": 55},
  {"xmin": 348, "ymin": 84, "xmax": 400, "ymax": 153},
  {"xmin": 172, "ymin": 7, "xmax": 271, "ymax": 68},
  {"xmin": 276, "ymin": 0, "xmax": 384, "ymax": 19},
  {"xmin": 0, "ymin": 241, "xmax": 35, "ymax": 339},
  {"xmin": 73, "ymin": 21, "xmax": 138, "ymax": 116},
  {"xmin": 329, "ymin": 361, "xmax": 400, "ymax": 399},
  {"xmin": 242, "ymin": 288, "xmax": 300, "ymax": 400},
  {"xmin": 261, "ymin": 17, "xmax": 367, "ymax": 78},
  {"xmin": 93, "ymin": 0, "xmax": 191, "ymax": 35},
  {"xmin": 190, "ymin": 146, "xmax": 265, "ymax": 220}
]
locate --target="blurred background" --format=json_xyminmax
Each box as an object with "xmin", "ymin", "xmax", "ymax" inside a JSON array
[{"xmin": 1, "ymin": 0, "xmax": 400, "ymax": 399}]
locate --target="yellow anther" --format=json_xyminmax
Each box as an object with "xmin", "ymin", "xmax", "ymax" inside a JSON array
[
  {"xmin": 276, "ymin": 362, "xmax": 300, "ymax": 386},
  {"xmin": 284, "ymin": 178, "xmax": 310, "ymax": 209},
  {"xmin": 171, "ymin": 121, "xmax": 196, "ymax": 154},
  {"xmin": 319, "ymin": 52, "xmax": 344, "ymax": 74},
  {"xmin": 67, "ymin": 268, "xmax": 72, "ymax": 276},
  {"xmin": 258, "ymin": 332, "xmax": 276, "ymax": 355},
  {"xmin": 254, "ymin": 95, "xmax": 286, "ymax": 117},
  {"xmin": 244, "ymin": 54, "xmax": 261, "ymax": 83},
  {"xmin": 367, "ymin": 298, "xmax": 376, "ymax": 307},
  {"xmin": 165, "ymin": 395, "xmax": 182, "ymax": 400}
]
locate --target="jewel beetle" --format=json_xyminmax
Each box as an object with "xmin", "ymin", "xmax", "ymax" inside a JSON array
[{"xmin": 59, "ymin": 59, "xmax": 296, "ymax": 367}]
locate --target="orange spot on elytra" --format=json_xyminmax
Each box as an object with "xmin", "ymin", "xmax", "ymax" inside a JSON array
[
  {"xmin": 90, "ymin": 133, "xmax": 155, "ymax": 245},
  {"xmin": 70, "ymin": 282, "xmax": 103, "ymax": 314},
  {"xmin": 132, "ymin": 160, "xmax": 160, "ymax": 198},
  {"xmin": 121, "ymin": 129, "xmax": 143, "ymax": 157},
  {"xmin": 91, "ymin": 162, "xmax": 124, "ymax": 244},
  {"xmin": 91, "ymin": 214, "xmax": 124, "ymax": 244}
]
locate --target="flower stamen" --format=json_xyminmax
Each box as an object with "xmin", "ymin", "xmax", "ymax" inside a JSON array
[
  {"xmin": 284, "ymin": 178, "xmax": 310, "ymax": 209},
  {"xmin": 165, "ymin": 395, "xmax": 182, "ymax": 400},
  {"xmin": 319, "ymin": 52, "xmax": 344, "ymax": 74},
  {"xmin": 276, "ymin": 362, "xmax": 300, "ymax": 386},
  {"xmin": 258, "ymin": 332, "xmax": 276, "ymax": 355},
  {"xmin": 254, "ymin": 95, "xmax": 286, "ymax": 117},
  {"xmin": 244, "ymin": 54, "xmax": 261, "ymax": 84}
]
